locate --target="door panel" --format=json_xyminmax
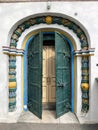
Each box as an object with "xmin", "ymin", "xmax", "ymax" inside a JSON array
[
  {"xmin": 42, "ymin": 46, "xmax": 56, "ymax": 105},
  {"xmin": 48, "ymin": 46, "xmax": 56, "ymax": 103},
  {"xmin": 28, "ymin": 33, "xmax": 42, "ymax": 119},
  {"xmin": 55, "ymin": 32, "xmax": 71, "ymax": 118}
]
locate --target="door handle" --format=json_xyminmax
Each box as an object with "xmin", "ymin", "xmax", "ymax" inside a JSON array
[
  {"xmin": 57, "ymin": 81, "xmax": 65, "ymax": 88},
  {"xmin": 47, "ymin": 77, "xmax": 51, "ymax": 84}
]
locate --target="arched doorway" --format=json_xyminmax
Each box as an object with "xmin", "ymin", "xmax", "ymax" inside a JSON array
[
  {"xmin": 27, "ymin": 31, "xmax": 73, "ymax": 119},
  {"xmin": 3, "ymin": 15, "xmax": 91, "ymax": 117}
]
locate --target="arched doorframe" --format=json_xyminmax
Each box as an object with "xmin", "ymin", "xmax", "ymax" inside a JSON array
[
  {"xmin": 3, "ymin": 14, "xmax": 93, "ymax": 113},
  {"xmin": 22, "ymin": 28, "xmax": 77, "ymax": 113}
]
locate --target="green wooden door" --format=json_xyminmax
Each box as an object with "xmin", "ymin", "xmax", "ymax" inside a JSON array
[
  {"xmin": 55, "ymin": 32, "xmax": 71, "ymax": 118},
  {"xmin": 28, "ymin": 33, "xmax": 42, "ymax": 119}
]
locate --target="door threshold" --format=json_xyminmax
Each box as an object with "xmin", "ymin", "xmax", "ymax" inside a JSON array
[
  {"xmin": 18, "ymin": 111, "xmax": 79, "ymax": 124},
  {"xmin": 42, "ymin": 103, "xmax": 56, "ymax": 110}
]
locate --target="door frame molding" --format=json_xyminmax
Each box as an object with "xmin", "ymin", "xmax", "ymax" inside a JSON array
[
  {"xmin": 3, "ymin": 14, "xmax": 91, "ymax": 113},
  {"xmin": 22, "ymin": 29, "xmax": 76, "ymax": 113}
]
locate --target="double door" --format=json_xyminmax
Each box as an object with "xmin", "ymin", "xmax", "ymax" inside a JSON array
[
  {"xmin": 27, "ymin": 32, "xmax": 71, "ymax": 119},
  {"xmin": 42, "ymin": 45, "xmax": 56, "ymax": 109}
]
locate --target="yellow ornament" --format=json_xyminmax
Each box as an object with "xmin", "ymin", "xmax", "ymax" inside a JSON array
[
  {"xmin": 82, "ymin": 99, "xmax": 88, "ymax": 103},
  {"xmin": 81, "ymin": 83, "xmax": 89, "ymax": 90},
  {"xmin": 9, "ymin": 82, "xmax": 16, "ymax": 88},
  {"xmin": 45, "ymin": 16, "xmax": 52, "ymax": 24}
]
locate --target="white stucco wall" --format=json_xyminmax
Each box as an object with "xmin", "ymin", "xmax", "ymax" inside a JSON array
[{"xmin": 0, "ymin": 2, "xmax": 98, "ymax": 123}]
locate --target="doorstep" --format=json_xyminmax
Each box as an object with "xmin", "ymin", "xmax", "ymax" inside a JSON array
[{"xmin": 18, "ymin": 110, "xmax": 79, "ymax": 124}]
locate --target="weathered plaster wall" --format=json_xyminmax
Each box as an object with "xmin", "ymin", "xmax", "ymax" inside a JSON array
[
  {"xmin": 0, "ymin": 2, "xmax": 98, "ymax": 122},
  {"xmin": 0, "ymin": 0, "xmax": 97, "ymax": 2}
]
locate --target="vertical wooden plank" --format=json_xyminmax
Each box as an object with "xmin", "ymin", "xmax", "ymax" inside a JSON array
[
  {"xmin": 55, "ymin": 32, "xmax": 71, "ymax": 118},
  {"xmin": 28, "ymin": 32, "xmax": 42, "ymax": 119}
]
